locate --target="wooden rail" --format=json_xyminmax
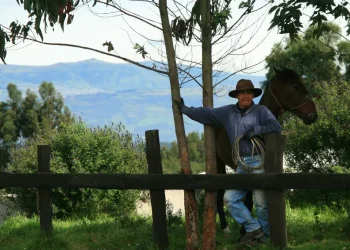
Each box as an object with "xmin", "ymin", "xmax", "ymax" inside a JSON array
[
  {"xmin": 2, "ymin": 131, "xmax": 349, "ymax": 249},
  {"xmin": 1, "ymin": 172, "xmax": 350, "ymax": 189}
]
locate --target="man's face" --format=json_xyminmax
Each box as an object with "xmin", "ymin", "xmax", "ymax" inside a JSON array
[{"xmin": 237, "ymin": 90, "xmax": 254, "ymax": 108}]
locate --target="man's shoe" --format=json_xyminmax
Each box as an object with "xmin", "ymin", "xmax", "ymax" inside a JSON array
[
  {"xmin": 222, "ymin": 225, "xmax": 231, "ymax": 234},
  {"xmin": 239, "ymin": 228, "xmax": 264, "ymax": 245},
  {"xmin": 257, "ymin": 235, "xmax": 269, "ymax": 243}
]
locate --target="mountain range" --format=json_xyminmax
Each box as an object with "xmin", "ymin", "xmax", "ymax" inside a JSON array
[{"xmin": 0, "ymin": 59, "xmax": 266, "ymax": 142}]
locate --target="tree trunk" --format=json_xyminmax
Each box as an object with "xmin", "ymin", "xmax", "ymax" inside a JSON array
[
  {"xmin": 201, "ymin": 0, "xmax": 217, "ymax": 249},
  {"xmin": 158, "ymin": 1, "xmax": 200, "ymax": 249}
]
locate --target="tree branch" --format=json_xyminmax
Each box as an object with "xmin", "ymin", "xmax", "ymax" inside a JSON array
[
  {"xmin": 13, "ymin": 36, "xmax": 169, "ymax": 75},
  {"xmin": 95, "ymin": 0, "xmax": 163, "ymax": 31},
  {"xmin": 214, "ymin": 35, "xmax": 286, "ymax": 87}
]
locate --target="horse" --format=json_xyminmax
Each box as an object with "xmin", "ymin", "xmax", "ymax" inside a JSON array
[{"xmin": 214, "ymin": 67, "xmax": 318, "ymax": 234}]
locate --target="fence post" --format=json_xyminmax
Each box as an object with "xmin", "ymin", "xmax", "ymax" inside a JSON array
[
  {"xmin": 145, "ymin": 130, "xmax": 168, "ymax": 250},
  {"xmin": 264, "ymin": 133, "xmax": 287, "ymax": 249},
  {"xmin": 37, "ymin": 145, "xmax": 52, "ymax": 237}
]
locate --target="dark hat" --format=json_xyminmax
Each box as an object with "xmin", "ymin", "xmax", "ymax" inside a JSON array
[{"xmin": 228, "ymin": 79, "xmax": 262, "ymax": 98}]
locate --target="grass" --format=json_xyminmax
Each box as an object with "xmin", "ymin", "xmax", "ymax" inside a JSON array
[{"xmin": 1, "ymin": 202, "xmax": 350, "ymax": 250}]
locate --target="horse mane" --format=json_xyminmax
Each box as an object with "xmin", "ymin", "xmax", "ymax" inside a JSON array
[{"xmin": 275, "ymin": 67, "xmax": 300, "ymax": 82}]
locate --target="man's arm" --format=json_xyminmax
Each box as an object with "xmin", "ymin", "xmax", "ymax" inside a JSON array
[
  {"xmin": 254, "ymin": 106, "xmax": 282, "ymax": 135},
  {"xmin": 175, "ymin": 98, "xmax": 229, "ymax": 127}
]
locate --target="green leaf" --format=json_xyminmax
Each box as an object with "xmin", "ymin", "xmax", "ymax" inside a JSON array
[
  {"xmin": 67, "ymin": 14, "xmax": 74, "ymax": 25},
  {"xmin": 9, "ymin": 22, "xmax": 17, "ymax": 31},
  {"xmin": 0, "ymin": 29, "xmax": 6, "ymax": 64},
  {"xmin": 15, "ymin": 25, "xmax": 21, "ymax": 36},
  {"xmin": 102, "ymin": 41, "xmax": 114, "ymax": 52},
  {"xmin": 24, "ymin": 0, "xmax": 33, "ymax": 12},
  {"xmin": 269, "ymin": 5, "xmax": 279, "ymax": 14},
  {"xmin": 4, "ymin": 33, "xmax": 10, "ymax": 42},
  {"xmin": 35, "ymin": 14, "xmax": 44, "ymax": 41},
  {"xmin": 59, "ymin": 13, "xmax": 67, "ymax": 31}
]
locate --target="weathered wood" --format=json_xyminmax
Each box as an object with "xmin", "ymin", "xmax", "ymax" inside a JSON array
[
  {"xmin": 158, "ymin": 0, "xmax": 200, "ymax": 249},
  {"xmin": 145, "ymin": 130, "xmax": 168, "ymax": 250},
  {"xmin": 37, "ymin": 145, "xmax": 52, "ymax": 237},
  {"xmin": 265, "ymin": 134, "xmax": 287, "ymax": 249},
  {"xmin": 2, "ymin": 172, "xmax": 350, "ymax": 189},
  {"xmin": 201, "ymin": 0, "xmax": 216, "ymax": 248}
]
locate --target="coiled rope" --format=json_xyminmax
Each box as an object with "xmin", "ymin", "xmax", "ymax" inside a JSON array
[{"xmin": 232, "ymin": 136, "xmax": 266, "ymax": 172}]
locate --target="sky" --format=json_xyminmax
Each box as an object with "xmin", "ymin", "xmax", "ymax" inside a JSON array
[
  {"xmin": 1, "ymin": 0, "xmax": 349, "ymax": 143},
  {"xmin": 2, "ymin": 0, "xmax": 348, "ymax": 77}
]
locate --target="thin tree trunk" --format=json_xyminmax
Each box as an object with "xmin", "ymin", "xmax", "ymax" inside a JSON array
[
  {"xmin": 158, "ymin": 1, "xmax": 200, "ymax": 249},
  {"xmin": 201, "ymin": 0, "xmax": 217, "ymax": 249}
]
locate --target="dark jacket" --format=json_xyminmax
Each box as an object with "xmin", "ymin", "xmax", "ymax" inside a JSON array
[{"xmin": 181, "ymin": 102, "xmax": 281, "ymax": 156}]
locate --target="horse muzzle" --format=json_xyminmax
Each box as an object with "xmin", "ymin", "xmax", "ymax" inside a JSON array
[{"xmin": 303, "ymin": 113, "xmax": 318, "ymax": 125}]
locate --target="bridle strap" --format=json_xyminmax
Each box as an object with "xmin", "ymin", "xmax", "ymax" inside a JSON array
[
  {"xmin": 268, "ymin": 81, "xmax": 311, "ymax": 115},
  {"xmin": 269, "ymin": 83, "xmax": 285, "ymax": 115}
]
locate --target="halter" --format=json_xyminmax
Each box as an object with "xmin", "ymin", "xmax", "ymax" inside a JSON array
[{"xmin": 268, "ymin": 81, "xmax": 312, "ymax": 117}]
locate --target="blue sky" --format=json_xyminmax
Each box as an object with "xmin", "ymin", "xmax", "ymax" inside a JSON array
[
  {"xmin": 1, "ymin": 1, "xmax": 349, "ymax": 142},
  {"xmin": 0, "ymin": 1, "xmax": 301, "ymax": 75},
  {"xmin": 2, "ymin": 1, "xmax": 348, "ymax": 75},
  {"xmin": 2, "ymin": 1, "xmax": 348, "ymax": 74}
]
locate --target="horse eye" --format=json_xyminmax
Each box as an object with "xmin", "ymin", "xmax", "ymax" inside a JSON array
[{"xmin": 294, "ymin": 86, "xmax": 300, "ymax": 90}]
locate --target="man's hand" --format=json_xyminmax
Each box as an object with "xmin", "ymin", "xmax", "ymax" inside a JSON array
[
  {"xmin": 174, "ymin": 97, "xmax": 185, "ymax": 112},
  {"xmin": 242, "ymin": 128, "xmax": 255, "ymax": 140}
]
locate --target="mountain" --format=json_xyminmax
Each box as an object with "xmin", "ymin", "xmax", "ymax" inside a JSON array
[{"xmin": 0, "ymin": 59, "xmax": 266, "ymax": 142}]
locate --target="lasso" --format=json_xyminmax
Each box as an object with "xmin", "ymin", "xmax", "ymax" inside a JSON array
[{"xmin": 232, "ymin": 136, "xmax": 265, "ymax": 172}]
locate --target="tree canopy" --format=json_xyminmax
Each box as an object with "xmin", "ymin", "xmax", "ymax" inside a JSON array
[
  {"xmin": 0, "ymin": 82, "xmax": 73, "ymax": 170},
  {"xmin": 263, "ymin": 23, "xmax": 350, "ymax": 94},
  {"xmin": 263, "ymin": 23, "xmax": 350, "ymax": 174},
  {"xmin": 7, "ymin": 120, "xmax": 147, "ymax": 218}
]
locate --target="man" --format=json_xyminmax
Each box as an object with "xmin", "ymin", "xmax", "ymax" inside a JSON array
[{"xmin": 175, "ymin": 79, "xmax": 281, "ymax": 245}]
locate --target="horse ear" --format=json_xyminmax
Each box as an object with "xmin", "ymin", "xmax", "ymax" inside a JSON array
[{"xmin": 273, "ymin": 66, "xmax": 281, "ymax": 74}]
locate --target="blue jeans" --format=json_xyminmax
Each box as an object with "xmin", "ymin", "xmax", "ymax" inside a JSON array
[{"xmin": 223, "ymin": 155, "xmax": 269, "ymax": 235}]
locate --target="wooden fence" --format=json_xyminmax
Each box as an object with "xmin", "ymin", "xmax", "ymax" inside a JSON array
[{"xmin": 1, "ymin": 130, "xmax": 350, "ymax": 249}]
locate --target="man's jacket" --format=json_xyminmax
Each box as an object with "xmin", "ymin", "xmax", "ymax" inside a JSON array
[{"xmin": 181, "ymin": 102, "xmax": 282, "ymax": 157}]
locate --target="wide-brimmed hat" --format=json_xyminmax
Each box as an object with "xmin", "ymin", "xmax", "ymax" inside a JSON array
[{"xmin": 228, "ymin": 79, "xmax": 262, "ymax": 98}]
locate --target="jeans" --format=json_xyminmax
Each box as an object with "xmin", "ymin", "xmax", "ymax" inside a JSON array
[{"xmin": 223, "ymin": 155, "xmax": 269, "ymax": 235}]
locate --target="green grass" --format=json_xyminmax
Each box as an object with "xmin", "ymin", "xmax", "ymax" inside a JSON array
[{"xmin": 1, "ymin": 204, "xmax": 350, "ymax": 250}]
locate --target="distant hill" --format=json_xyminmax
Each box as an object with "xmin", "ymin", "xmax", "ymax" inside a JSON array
[{"xmin": 0, "ymin": 59, "xmax": 266, "ymax": 142}]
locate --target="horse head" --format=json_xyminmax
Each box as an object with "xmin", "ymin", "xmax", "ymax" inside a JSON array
[{"xmin": 267, "ymin": 67, "xmax": 318, "ymax": 125}]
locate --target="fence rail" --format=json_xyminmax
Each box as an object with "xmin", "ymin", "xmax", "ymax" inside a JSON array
[
  {"xmin": 1, "ymin": 172, "xmax": 350, "ymax": 189},
  {"xmin": 1, "ymin": 130, "xmax": 348, "ymax": 249}
]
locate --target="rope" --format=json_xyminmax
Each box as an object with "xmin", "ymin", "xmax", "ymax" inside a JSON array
[{"xmin": 232, "ymin": 135, "xmax": 266, "ymax": 173}]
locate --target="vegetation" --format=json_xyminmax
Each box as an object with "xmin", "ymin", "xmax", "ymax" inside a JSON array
[
  {"xmin": 1, "ymin": 15, "xmax": 350, "ymax": 249},
  {"xmin": 0, "ymin": 201, "xmax": 349, "ymax": 250},
  {"xmin": 161, "ymin": 131, "xmax": 206, "ymax": 174},
  {"xmin": 0, "ymin": 82, "xmax": 73, "ymax": 171},
  {"xmin": 2, "ymin": 1, "xmax": 350, "ymax": 248},
  {"xmin": 6, "ymin": 120, "xmax": 147, "ymax": 219},
  {"xmin": 263, "ymin": 23, "xmax": 350, "ymax": 214}
]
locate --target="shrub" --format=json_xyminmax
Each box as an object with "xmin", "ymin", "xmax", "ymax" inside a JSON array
[{"xmin": 7, "ymin": 120, "xmax": 147, "ymax": 219}]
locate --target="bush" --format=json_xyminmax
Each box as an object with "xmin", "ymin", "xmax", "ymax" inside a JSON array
[
  {"xmin": 7, "ymin": 120, "xmax": 147, "ymax": 219},
  {"xmin": 286, "ymin": 166, "xmax": 350, "ymax": 216}
]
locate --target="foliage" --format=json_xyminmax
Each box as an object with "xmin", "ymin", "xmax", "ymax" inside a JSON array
[
  {"xmin": 337, "ymin": 40, "xmax": 350, "ymax": 82},
  {"xmin": 262, "ymin": 22, "xmax": 350, "ymax": 210},
  {"xmin": 1, "ymin": 206, "xmax": 350, "ymax": 249},
  {"xmin": 283, "ymin": 81, "xmax": 350, "ymax": 173},
  {"xmin": 263, "ymin": 23, "xmax": 346, "ymax": 92},
  {"xmin": 0, "ymin": 82, "xmax": 73, "ymax": 170},
  {"xmin": 282, "ymin": 81, "xmax": 350, "ymax": 212},
  {"xmin": 6, "ymin": 120, "xmax": 147, "ymax": 219},
  {"xmin": 268, "ymin": 0, "xmax": 350, "ymax": 40},
  {"xmin": 161, "ymin": 131, "xmax": 205, "ymax": 174},
  {"xmin": 1, "ymin": 0, "xmax": 350, "ymax": 62}
]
